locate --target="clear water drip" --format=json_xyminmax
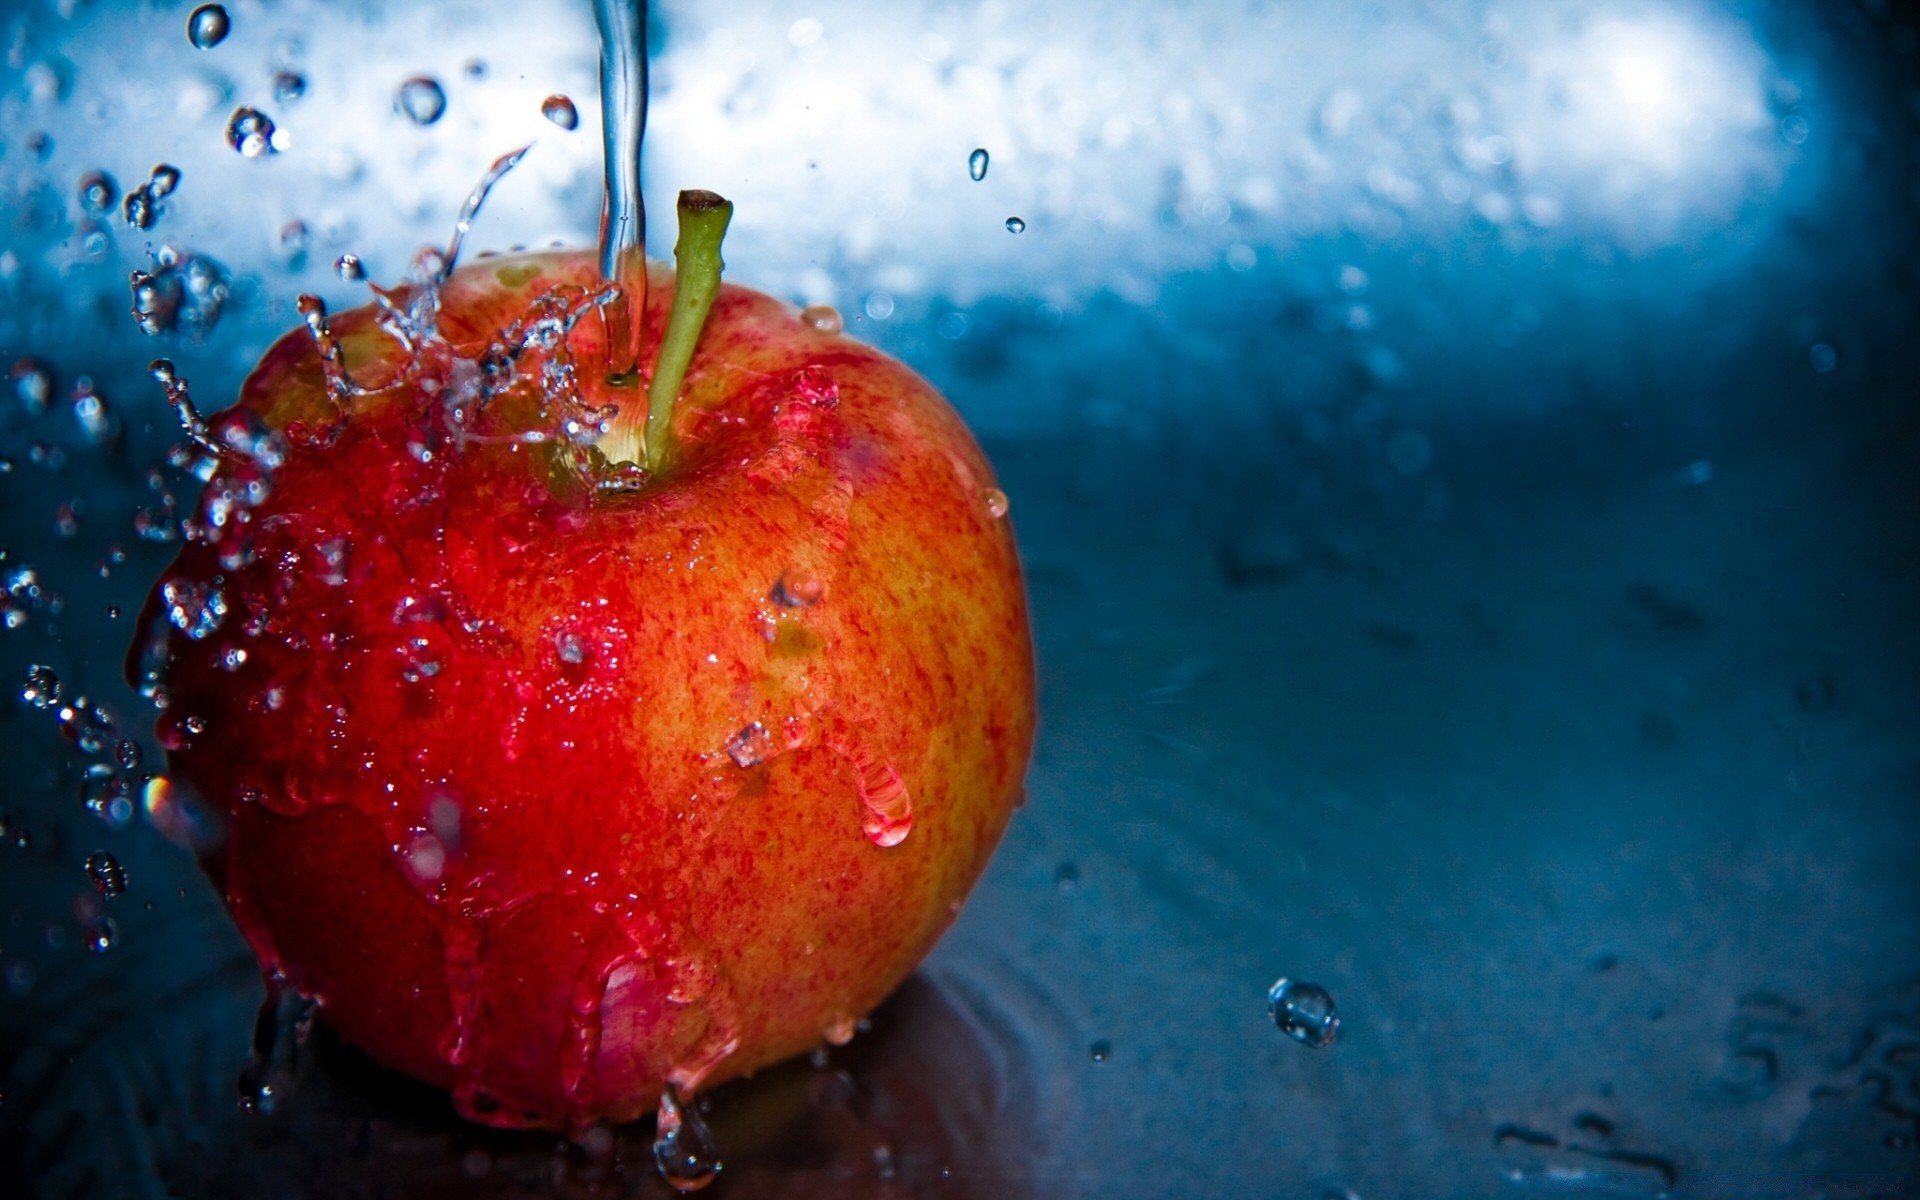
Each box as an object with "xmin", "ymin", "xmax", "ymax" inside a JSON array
[
  {"xmin": 542, "ymin": 94, "xmax": 580, "ymax": 130},
  {"xmin": 652, "ymin": 1085, "xmax": 721, "ymax": 1192},
  {"xmin": 969, "ymin": 147, "xmax": 989, "ymax": 181},
  {"xmin": 335, "ymin": 253, "xmax": 365, "ymax": 282},
  {"xmin": 1268, "ymin": 978, "xmax": 1340, "ymax": 1048},
  {"xmin": 186, "ymin": 5, "xmax": 230, "ymax": 50},
  {"xmin": 1006, "ymin": 216, "xmax": 1026, "ymax": 233},
  {"xmin": 594, "ymin": 0, "xmax": 648, "ymax": 371},
  {"xmin": 396, "ymin": 77, "xmax": 448, "ymax": 126}
]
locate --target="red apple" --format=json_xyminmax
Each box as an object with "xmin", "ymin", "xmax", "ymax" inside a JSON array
[{"xmin": 139, "ymin": 236, "xmax": 1034, "ymax": 1132}]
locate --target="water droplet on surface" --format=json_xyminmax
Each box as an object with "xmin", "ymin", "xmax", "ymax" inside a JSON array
[
  {"xmin": 769, "ymin": 571, "xmax": 824, "ymax": 609},
  {"xmin": 187, "ymin": 4, "xmax": 230, "ymax": 49},
  {"xmin": 77, "ymin": 171, "xmax": 117, "ymax": 213},
  {"xmin": 983, "ymin": 487, "xmax": 1010, "ymax": 519},
  {"xmin": 335, "ymin": 253, "xmax": 365, "ymax": 281},
  {"xmin": 968, "ymin": 148, "xmax": 989, "ymax": 181},
  {"xmin": 21, "ymin": 665, "xmax": 61, "ymax": 709},
  {"xmin": 541, "ymin": 94, "xmax": 579, "ymax": 129},
  {"xmin": 1269, "ymin": 978, "xmax": 1340, "ymax": 1047},
  {"xmin": 653, "ymin": 1086, "xmax": 721, "ymax": 1192},
  {"xmin": 226, "ymin": 107, "xmax": 276, "ymax": 157},
  {"xmin": 396, "ymin": 77, "xmax": 447, "ymax": 126},
  {"xmin": 799, "ymin": 304, "xmax": 843, "ymax": 334},
  {"xmin": 85, "ymin": 850, "xmax": 126, "ymax": 897},
  {"xmin": 726, "ymin": 722, "xmax": 773, "ymax": 768},
  {"xmin": 824, "ymin": 1013, "xmax": 857, "ymax": 1046},
  {"xmin": 1005, "ymin": 216, "xmax": 1026, "ymax": 233}
]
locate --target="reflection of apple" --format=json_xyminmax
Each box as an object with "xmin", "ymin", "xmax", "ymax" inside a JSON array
[{"xmin": 140, "ymin": 242, "xmax": 1034, "ymax": 1131}]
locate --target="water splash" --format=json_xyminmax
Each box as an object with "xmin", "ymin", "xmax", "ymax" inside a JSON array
[
  {"xmin": 396, "ymin": 77, "xmax": 448, "ymax": 126},
  {"xmin": 594, "ymin": 0, "xmax": 649, "ymax": 372},
  {"xmin": 969, "ymin": 148, "xmax": 989, "ymax": 181},
  {"xmin": 541, "ymin": 94, "xmax": 580, "ymax": 130},
  {"xmin": 441, "ymin": 144, "xmax": 530, "ymax": 281},
  {"xmin": 226, "ymin": 107, "xmax": 276, "ymax": 157}
]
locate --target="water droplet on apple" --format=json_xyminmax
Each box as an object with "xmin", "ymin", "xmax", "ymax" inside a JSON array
[
  {"xmin": 21, "ymin": 664, "xmax": 61, "ymax": 709},
  {"xmin": 799, "ymin": 304, "xmax": 843, "ymax": 334},
  {"xmin": 542, "ymin": 94, "xmax": 579, "ymax": 130},
  {"xmin": 968, "ymin": 147, "xmax": 989, "ymax": 181},
  {"xmin": 335, "ymin": 253, "xmax": 365, "ymax": 281},
  {"xmin": 1006, "ymin": 216, "xmax": 1026, "ymax": 233},
  {"xmin": 226, "ymin": 107, "xmax": 276, "ymax": 157},
  {"xmin": 556, "ymin": 630, "xmax": 587, "ymax": 664},
  {"xmin": 824, "ymin": 1013, "xmax": 856, "ymax": 1046},
  {"xmin": 653, "ymin": 1085, "xmax": 721, "ymax": 1191},
  {"xmin": 770, "ymin": 571, "xmax": 824, "ymax": 609},
  {"xmin": 983, "ymin": 487, "xmax": 1010, "ymax": 519},
  {"xmin": 239, "ymin": 988, "xmax": 316, "ymax": 1113},
  {"xmin": 726, "ymin": 721, "xmax": 772, "ymax": 768},
  {"xmin": 403, "ymin": 834, "xmax": 446, "ymax": 884},
  {"xmin": 77, "ymin": 170, "xmax": 117, "ymax": 213},
  {"xmin": 1269, "ymin": 978, "xmax": 1340, "ymax": 1048},
  {"xmin": 397, "ymin": 77, "xmax": 447, "ymax": 126},
  {"xmin": 187, "ymin": 4, "xmax": 230, "ymax": 50},
  {"xmin": 85, "ymin": 850, "xmax": 127, "ymax": 896}
]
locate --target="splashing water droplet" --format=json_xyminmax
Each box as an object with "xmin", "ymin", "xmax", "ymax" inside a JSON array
[
  {"xmin": 335, "ymin": 253, "xmax": 365, "ymax": 282},
  {"xmin": 983, "ymin": 487, "xmax": 1010, "ymax": 519},
  {"xmin": 148, "ymin": 163, "xmax": 181, "ymax": 197},
  {"xmin": 273, "ymin": 71, "xmax": 306, "ymax": 105},
  {"xmin": 226, "ymin": 107, "xmax": 276, "ymax": 157},
  {"xmin": 85, "ymin": 850, "xmax": 126, "ymax": 897},
  {"xmin": 799, "ymin": 304, "xmax": 843, "ymax": 334},
  {"xmin": 130, "ymin": 248, "xmax": 231, "ymax": 339},
  {"xmin": 726, "ymin": 721, "xmax": 772, "ymax": 768},
  {"xmin": 1268, "ymin": 978, "xmax": 1340, "ymax": 1048},
  {"xmin": 653, "ymin": 1085, "xmax": 721, "ymax": 1192},
  {"xmin": 187, "ymin": 4, "xmax": 230, "ymax": 50},
  {"xmin": 541, "ymin": 94, "xmax": 579, "ymax": 130},
  {"xmin": 397, "ymin": 77, "xmax": 447, "ymax": 126},
  {"xmin": 968, "ymin": 147, "xmax": 989, "ymax": 181},
  {"xmin": 1005, "ymin": 216, "xmax": 1026, "ymax": 233}
]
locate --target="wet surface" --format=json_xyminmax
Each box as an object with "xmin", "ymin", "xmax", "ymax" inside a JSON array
[{"xmin": 5, "ymin": 0, "xmax": 1920, "ymax": 1196}]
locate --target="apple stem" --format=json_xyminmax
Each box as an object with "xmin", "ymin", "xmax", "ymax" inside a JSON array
[{"xmin": 644, "ymin": 190, "xmax": 734, "ymax": 472}]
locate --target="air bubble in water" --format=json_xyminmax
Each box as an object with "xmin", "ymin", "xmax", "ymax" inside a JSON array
[
  {"xmin": 226, "ymin": 107, "xmax": 276, "ymax": 157},
  {"xmin": 85, "ymin": 850, "xmax": 127, "ymax": 897},
  {"xmin": 653, "ymin": 1086, "xmax": 721, "ymax": 1192},
  {"xmin": 397, "ymin": 77, "xmax": 447, "ymax": 126},
  {"xmin": 541, "ymin": 94, "xmax": 579, "ymax": 130},
  {"xmin": 21, "ymin": 665, "xmax": 61, "ymax": 709},
  {"xmin": 85, "ymin": 918, "xmax": 119, "ymax": 952},
  {"xmin": 1005, "ymin": 216, "xmax": 1026, "ymax": 233},
  {"xmin": 77, "ymin": 171, "xmax": 117, "ymax": 213},
  {"xmin": 187, "ymin": 5, "xmax": 231, "ymax": 50},
  {"xmin": 1268, "ymin": 978, "xmax": 1340, "ymax": 1048},
  {"xmin": 969, "ymin": 148, "xmax": 989, "ymax": 181}
]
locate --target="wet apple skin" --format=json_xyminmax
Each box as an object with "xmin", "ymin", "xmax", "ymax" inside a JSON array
[{"xmin": 154, "ymin": 253, "xmax": 1035, "ymax": 1128}]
